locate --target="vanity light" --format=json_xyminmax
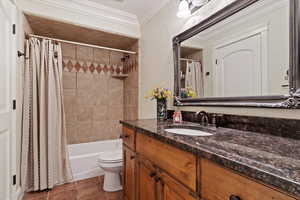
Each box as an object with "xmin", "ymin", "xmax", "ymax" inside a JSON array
[
  {"xmin": 192, "ymin": 0, "xmax": 209, "ymax": 7},
  {"xmin": 177, "ymin": 0, "xmax": 191, "ymax": 18}
]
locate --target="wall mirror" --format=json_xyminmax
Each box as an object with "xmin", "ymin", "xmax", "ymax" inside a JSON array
[{"xmin": 173, "ymin": 0, "xmax": 300, "ymax": 108}]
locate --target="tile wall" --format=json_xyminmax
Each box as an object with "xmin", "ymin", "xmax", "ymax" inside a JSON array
[
  {"xmin": 124, "ymin": 42, "xmax": 139, "ymax": 120},
  {"xmin": 62, "ymin": 43, "xmax": 126, "ymax": 144}
]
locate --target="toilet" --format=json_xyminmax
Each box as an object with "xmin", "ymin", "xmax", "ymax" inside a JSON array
[{"xmin": 97, "ymin": 150, "xmax": 123, "ymax": 192}]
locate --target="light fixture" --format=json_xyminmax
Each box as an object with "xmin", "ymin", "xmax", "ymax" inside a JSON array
[
  {"xmin": 177, "ymin": 0, "xmax": 191, "ymax": 18},
  {"xmin": 177, "ymin": 0, "xmax": 211, "ymax": 18},
  {"xmin": 191, "ymin": 0, "xmax": 209, "ymax": 7}
]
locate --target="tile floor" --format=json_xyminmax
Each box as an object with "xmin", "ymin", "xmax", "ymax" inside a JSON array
[{"xmin": 22, "ymin": 177, "xmax": 123, "ymax": 200}]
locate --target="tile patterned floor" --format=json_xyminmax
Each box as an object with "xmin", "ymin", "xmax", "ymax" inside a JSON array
[{"xmin": 22, "ymin": 177, "xmax": 123, "ymax": 200}]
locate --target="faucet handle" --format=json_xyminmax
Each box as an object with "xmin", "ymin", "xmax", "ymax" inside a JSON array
[{"xmin": 214, "ymin": 114, "xmax": 224, "ymax": 128}]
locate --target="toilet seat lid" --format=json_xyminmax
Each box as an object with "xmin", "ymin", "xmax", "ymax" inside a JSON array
[{"xmin": 98, "ymin": 150, "xmax": 123, "ymax": 163}]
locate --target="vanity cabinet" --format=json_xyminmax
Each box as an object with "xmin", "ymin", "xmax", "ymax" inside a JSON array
[
  {"xmin": 136, "ymin": 133, "xmax": 197, "ymax": 192},
  {"xmin": 123, "ymin": 146, "xmax": 136, "ymax": 200},
  {"xmin": 122, "ymin": 125, "xmax": 298, "ymax": 200},
  {"xmin": 159, "ymin": 170, "xmax": 198, "ymax": 200},
  {"xmin": 136, "ymin": 157, "xmax": 157, "ymax": 200},
  {"xmin": 200, "ymin": 159, "xmax": 297, "ymax": 200},
  {"xmin": 136, "ymin": 155, "xmax": 198, "ymax": 200},
  {"xmin": 122, "ymin": 126, "xmax": 136, "ymax": 200}
]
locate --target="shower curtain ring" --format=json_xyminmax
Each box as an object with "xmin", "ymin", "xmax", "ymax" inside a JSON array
[{"xmin": 17, "ymin": 50, "xmax": 26, "ymax": 58}]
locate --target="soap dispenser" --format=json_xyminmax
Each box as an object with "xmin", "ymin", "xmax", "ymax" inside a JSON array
[{"xmin": 173, "ymin": 109, "xmax": 183, "ymax": 123}]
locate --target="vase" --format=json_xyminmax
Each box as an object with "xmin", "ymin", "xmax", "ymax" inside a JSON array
[{"xmin": 157, "ymin": 98, "xmax": 167, "ymax": 121}]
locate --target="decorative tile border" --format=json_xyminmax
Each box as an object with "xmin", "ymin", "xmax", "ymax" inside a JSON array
[
  {"xmin": 62, "ymin": 59, "xmax": 124, "ymax": 75},
  {"xmin": 62, "ymin": 57, "xmax": 138, "ymax": 75}
]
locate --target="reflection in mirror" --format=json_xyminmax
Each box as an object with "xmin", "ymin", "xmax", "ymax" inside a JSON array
[{"xmin": 180, "ymin": 0, "xmax": 289, "ymax": 98}]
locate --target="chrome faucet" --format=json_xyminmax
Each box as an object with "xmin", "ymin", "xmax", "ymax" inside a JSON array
[{"xmin": 195, "ymin": 111, "xmax": 209, "ymax": 126}]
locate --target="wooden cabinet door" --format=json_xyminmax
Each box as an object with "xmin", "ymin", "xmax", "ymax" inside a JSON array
[
  {"xmin": 124, "ymin": 146, "xmax": 136, "ymax": 200},
  {"xmin": 136, "ymin": 157, "xmax": 157, "ymax": 200},
  {"xmin": 160, "ymin": 171, "xmax": 198, "ymax": 200}
]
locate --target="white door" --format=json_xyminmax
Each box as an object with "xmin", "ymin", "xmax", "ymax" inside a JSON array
[
  {"xmin": 214, "ymin": 34, "xmax": 262, "ymax": 97},
  {"xmin": 0, "ymin": 0, "xmax": 16, "ymax": 199}
]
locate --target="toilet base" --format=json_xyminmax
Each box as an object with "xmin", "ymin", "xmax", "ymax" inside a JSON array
[{"xmin": 103, "ymin": 172, "xmax": 123, "ymax": 192}]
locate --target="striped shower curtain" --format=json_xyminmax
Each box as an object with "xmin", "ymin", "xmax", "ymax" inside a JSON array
[
  {"xmin": 185, "ymin": 61, "xmax": 204, "ymax": 97},
  {"xmin": 21, "ymin": 38, "xmax": 73, "ymax": 191}
]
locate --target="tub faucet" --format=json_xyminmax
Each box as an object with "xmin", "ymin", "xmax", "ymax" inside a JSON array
[{"xmin": 195, "ymin": 111, "xmax": 209, "ymax": 126}]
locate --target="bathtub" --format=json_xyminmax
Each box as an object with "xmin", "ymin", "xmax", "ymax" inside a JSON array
[{"xmin": 68, "ymin": 139, "xmax": 122, "ymax": 181}]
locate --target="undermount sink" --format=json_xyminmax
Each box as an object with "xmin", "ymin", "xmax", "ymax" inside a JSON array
[{"xmin": 164, "ymin": 128, "xmax": 213, "ymax": 136}]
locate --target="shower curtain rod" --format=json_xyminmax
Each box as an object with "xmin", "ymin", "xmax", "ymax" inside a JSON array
[
  {"xmin": 180, "ymin": 58, "xmax": 201, "ymax": 62},
  {"xmin": 28, "ymin": 34, "xmax": 136, "ymax": 55}
]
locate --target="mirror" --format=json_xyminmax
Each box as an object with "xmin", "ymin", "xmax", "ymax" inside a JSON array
[{"xmin": 173, "ymin": 0, "xmax": 300, "ymax": 108}]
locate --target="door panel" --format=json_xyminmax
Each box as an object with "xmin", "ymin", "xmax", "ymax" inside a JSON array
[
  {"xmin": 0, "ymin": 0, "xmax": 14, "ymax": 199},
  {"xmin": 124, "ymin": 146, "xmax": 136, "ymax": 200},
  {"xmin": 160, "ymin": 171, "xmax": 198, "ymax": 200},
  {"xmin": 215, "ymin": 34, "xmax": 261, "ymax": 97},
  {"xmin": 136, "ymin": 157, "xmax": 157, "ymax": 200}
]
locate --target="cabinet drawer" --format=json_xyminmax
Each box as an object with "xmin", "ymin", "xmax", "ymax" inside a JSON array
[
  {"xmin": 136, "ymin": 134, "xmax": 197, "ymax": 192},
  {"xmin": 200, "ymin": 159, "xmax": 296, "ymax": 200},
  {"xmin": 122, "ymin": 126, "xmax": 135, "ymax": 150}
]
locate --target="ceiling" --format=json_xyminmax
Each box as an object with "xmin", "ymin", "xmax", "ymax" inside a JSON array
[
  {"xmin": 88, "ymin": 0, "xmax": 170, "ymax": 24},
  {"xmin": 26, "ymin": 14, "xmax": 138, "ymax": 50}
]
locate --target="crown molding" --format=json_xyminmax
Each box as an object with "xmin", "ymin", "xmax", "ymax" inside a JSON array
[
  {"xmin": 17, "ymin": 0, "xmax": 141, "ymax": 38},
  {"xmin": 139, "ymin": 0, "xmax": 170, "ymax": 25}
]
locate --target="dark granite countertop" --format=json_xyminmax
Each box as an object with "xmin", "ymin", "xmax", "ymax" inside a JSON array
[{"xmin": 120, "ymin": 119, "xmax": 300, "ymax": 198}]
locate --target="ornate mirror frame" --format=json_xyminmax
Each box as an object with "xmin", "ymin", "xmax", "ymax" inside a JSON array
[{"xmin": 173, "ymin": 0, "xmax": 300, "ymax": 108}]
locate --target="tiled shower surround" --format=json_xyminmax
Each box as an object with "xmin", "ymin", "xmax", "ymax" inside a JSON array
[{"xmin": 62, "ymin": 43, "xmax": 138, "ymax": 144}]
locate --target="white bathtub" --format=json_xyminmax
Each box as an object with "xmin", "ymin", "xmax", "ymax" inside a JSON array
[{"xmin": 68, "ymin": 139, "xmax": 122, "ymax": 181}]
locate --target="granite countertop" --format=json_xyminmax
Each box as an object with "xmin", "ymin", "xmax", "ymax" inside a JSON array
[{"xmin": 120, "ymin": 119, "xmax": 300, "ymax": 198}]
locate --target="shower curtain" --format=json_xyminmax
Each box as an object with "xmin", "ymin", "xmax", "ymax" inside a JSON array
[
  {"xmin": 21, "ymin": 38, "xmax": 72, "ymax": 192},
  {"xmin": 185, "ymin": 61, "xmax": 204, "ymax": 97}
]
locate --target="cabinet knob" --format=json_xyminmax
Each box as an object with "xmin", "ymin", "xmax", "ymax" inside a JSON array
[
  {"xmin": 154, "ymin": 177, "xmax": 161, "ymax": 182},
  {"xmin": 120, "ymin": 135, "xmax": 130, "ymax": 138},
  {"xmin": 149, "ymin": 172, "xmax": 156, "ymax": 178},
  {"xmin": 130, "ymin": 156, "xmax": 135, "ymax": 160},
  {"xmin": 230, "ymin": 195, "xmax": 241, "ymax": 200}
]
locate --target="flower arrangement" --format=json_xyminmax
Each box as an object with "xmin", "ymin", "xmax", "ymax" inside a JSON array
[
  {"xmin": 146, "ymin": 87, "xmax": 172, "ymax": 120},
  {"xmin": 181, "ymin": 87, "xmax": 197, "ymax": 98},
  {"xmin": 145, "ymin": 87, "xmax": 172, "ymax": 100}
]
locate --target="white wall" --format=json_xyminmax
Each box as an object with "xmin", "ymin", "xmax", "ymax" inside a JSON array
[
  {"xmin": 17, "ymin": 0, "xmax": 140, "ymax": 38},
  {"xmin": 139, "ymin": 0, "xmax": 300, "ymax": 119}
]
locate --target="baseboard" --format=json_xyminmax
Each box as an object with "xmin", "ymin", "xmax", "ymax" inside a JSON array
[{"xmin": 11, "ymin": 187, "xmax": 24, "ymax": 200}]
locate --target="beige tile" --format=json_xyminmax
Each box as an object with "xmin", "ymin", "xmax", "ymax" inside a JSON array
[
  {"xmin": 76, "ymin": 91, "xmax": 96, "ymax": 106},
  {"xmin": 75, "ymin": 121, "xmax": 93, "ymax": 143},
  {"xmin": 124, "ymin": 106, "xmax": 138, "ymax": 120},
  {"xmin": 77, "ymin": 73, "xmax": 93, "ymax": 89},
  {"xmin": 108, "ymin": 106, "xmax": 123, "ymax": 120},
  {"xmin": 65, "ymin": 112, "xmax": 77, "ymax": 126},
  {"xmin": 66, "ymin": 124, "xmax": 78, "ymax": 144},
  {"xmin": 109, "ymin": 90, "xmax": 123, "ymax": 106},
  {"xmin": 108, "ymin": 77, "xmax": 123, "ymax": 90},
  {"xmin": 63, "ymin": 95, "xmax": 76, "ymax": 114},
  {"xmin": 61, "ymin": 43, "xmax": 76, "ymax": 59},
  {"xmin": 93, "ymin": 106, "xmax": 109, "ymax": 121},
  {"xmin": 63, "ymin": 89, "xmax": 76, "ymax": 97},
  {"xmin": 77, "ymin": 105, "xmax": 93, "ymax": 122},
  {"xmin": 94, "ymin": 74, "xmax": 109, "ymax": 92},
  {"xmin": 76, "ymin": 46, "xmax": 94, "ymax": 61},
  {"xmin": 92, "ymin": 121, "xmax": 111, "ymax": 141},
  {"xmin": 93, "ymin": 48, "xmax": 110, "ymax": 64},
  {"xmin": 109, "ymin": 51, "xmax": 123, "ymax": 65},
  {"xmin": 63, "ymin": 71, "xmax": 76, "ymax": 89},
  {"xmin": 109, "ymin": 120, "xmax": 122, "ymax": 139}
]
